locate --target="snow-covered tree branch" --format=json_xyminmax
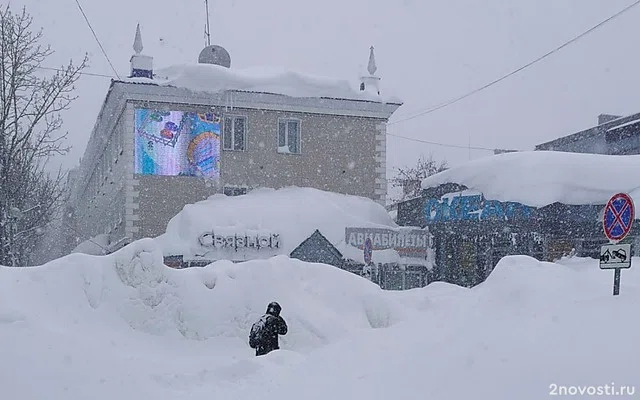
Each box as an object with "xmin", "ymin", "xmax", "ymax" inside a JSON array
[{"xmin": 390, "ymin": 154, "xmax": 448, "ymax": 203}]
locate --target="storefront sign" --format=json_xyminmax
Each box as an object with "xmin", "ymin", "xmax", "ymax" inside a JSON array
[
  {"xmin": 345, "ymin": 227, "xmax": 430, "ymax": 252},
  {"xmin": 424, "ymin": 194, "xmax": 534, "ymax": 223},
  {"xmin": 198, "ymin": 231, "xmax": 280, "ymax": 250}
]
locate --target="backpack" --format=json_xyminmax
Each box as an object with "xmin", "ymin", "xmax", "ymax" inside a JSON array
[{"xmin": 249, "ymin": 315, "xmax": 269, "ymax": 349}]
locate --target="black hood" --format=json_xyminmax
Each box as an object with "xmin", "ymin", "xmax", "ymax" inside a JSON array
[{"xmin": 266, "ymin": 301, "xmax": 281, "ymax": 316}]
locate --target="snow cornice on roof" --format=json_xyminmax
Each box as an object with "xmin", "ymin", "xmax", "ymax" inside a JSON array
[{"xmin": 421, "ymin": 151, "xmax": 640, "ymax": 208}]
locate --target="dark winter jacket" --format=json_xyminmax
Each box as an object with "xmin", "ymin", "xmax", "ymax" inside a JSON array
[{"xmin": 250, "ymin": 302, "xmax": 288, "ymax": 356}]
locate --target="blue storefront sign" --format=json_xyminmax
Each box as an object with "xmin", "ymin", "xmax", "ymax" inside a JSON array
[{"xmin": 424, "ymin": 193, "xmax": 534, "ymax": 224}]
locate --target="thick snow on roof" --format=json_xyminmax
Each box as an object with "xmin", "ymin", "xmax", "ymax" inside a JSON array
[
  {"xmin": 123, "ymin": 63, "xmax": 401, "ymax": 103},
  {"xmin": 421, "ymin": 151, "xmax": 640, "ymax": 208},
  {"xmin": 154, "ymin": 187, "xmax": 401, "ymax": 261}
]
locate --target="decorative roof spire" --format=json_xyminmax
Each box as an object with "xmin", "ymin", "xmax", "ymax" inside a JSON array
[
  {"xmin": 360, "ymin": 45, "xmax": 381, "ymax": 95},
  {"xmin": 130, "ymin": 24, "xmax": 153, "ymax": 79},
  {"xmin": 133, "ymin": 24, "xmax": 143, "ymax": 55},
  {"xmin": 367, "ymin": 45, "xmax": 377, "ymax": 76}
]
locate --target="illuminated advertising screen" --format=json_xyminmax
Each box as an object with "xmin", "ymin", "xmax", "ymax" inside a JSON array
[{"xmin": 134, "ymin": 109, "xmax": 221, "ymax": 178}]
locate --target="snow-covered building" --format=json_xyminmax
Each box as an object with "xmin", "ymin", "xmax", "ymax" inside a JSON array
[
  {"xmin": 63, "ymin": 25, "xmax": 402, "ymax": 254},
  {"xmin": 535, "ymin": 112, "xmax": 640, "ymax": 155},
  {"xmin": 155, "ymin": 187, "xmax": 434, "ymax": 290},
  {"xmin": 396, "ymin": 151, "xmax": 640, "ymax": 287}
]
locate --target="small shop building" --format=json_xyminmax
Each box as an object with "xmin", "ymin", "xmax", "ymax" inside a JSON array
[
  {"xmin": 155, "ymin": 187, "xmax": 434, "ymax": 290},
  {"xmin": 396, "ymin": 151, "xmax": 640, "ymax": 287}
]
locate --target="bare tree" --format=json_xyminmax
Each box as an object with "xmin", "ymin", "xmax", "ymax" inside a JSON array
[
  {"xmin": 0, "ymin": 5, "xmax": 87, "ymax": 266},
  {"xmin": 390, "ymin": 154, "xmax": 448, "ymax": 203}
]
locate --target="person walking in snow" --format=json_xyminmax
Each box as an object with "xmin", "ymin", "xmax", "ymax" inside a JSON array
[{"xmin": 249, "ymin": 301, "xmax": 288, "ymax": 356}]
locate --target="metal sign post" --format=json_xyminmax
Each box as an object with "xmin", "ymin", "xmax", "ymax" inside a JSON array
[
  {"xmin": 362, "ymin": 237, "xmax": 373, "ymax": 282},
  {"xmin": 363, "ymin": 237, "xmax": 372, "ymax": 265},
  {"xmin": 600, "ymin": 193, "xmax": 634, "ymax": 296}
]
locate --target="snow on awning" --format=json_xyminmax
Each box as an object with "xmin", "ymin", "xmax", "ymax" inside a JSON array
[{"xmin": 420, "ymin": 151, "xmax": 640, "ymax": 208}]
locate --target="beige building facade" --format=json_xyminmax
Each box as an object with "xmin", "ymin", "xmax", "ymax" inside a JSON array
[{"xmin": 63, "ymin": 32, "xmax": 401, "ymax": 254}]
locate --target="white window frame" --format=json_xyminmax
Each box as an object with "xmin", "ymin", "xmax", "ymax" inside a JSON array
[
  {"xmin": 223, "ymin": 115, "xmax": 248, "ymax": 151},
  {"xmin": 277, "ymin": 118, "xmax": 302, "ymax": 154}
]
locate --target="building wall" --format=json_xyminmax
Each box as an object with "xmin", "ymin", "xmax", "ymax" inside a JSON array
[
  {"xmin": 535, "ymin": 130, "xmax": 608, "ymax": 154},
  {"xmin": 66, "ymin": 103, "xmax": 129, "ymax": 253},
  {"xmin": 136, "ymin": 175, "xmax": 216, "ymax": 238},
  {"xmin": 65, "ymin": 78, "xmax": 397, "ymax": 248},
  {"xmin": 218, "ymin": 108, "xmax": 380, "ymax": 198},
  {"xmin": 605, "ymin": 124, "xmax": 640, "ymax": 155},
  {"xmin": 535, "ymin": 112, "xmax": 640, "ymax": 155},
  {"xmin": 128, "ymin": 101, "xmax": 385, "ymax": 239}
]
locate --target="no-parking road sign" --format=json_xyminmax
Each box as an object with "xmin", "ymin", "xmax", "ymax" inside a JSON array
[
  {"xmin": 603, "ymin": 193, "xmax": 634, "ymax": 243},
  {"xmin": 601, "ymin": 192, "xmax": 635, "ymax": 296}
]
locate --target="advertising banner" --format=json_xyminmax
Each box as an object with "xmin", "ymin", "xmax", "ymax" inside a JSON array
[
  {"xmin": 134, "ymin": 109, "xmax": 221, "ymax": 179},
  {"xmin": 345, "ymin": 227, "xmax": 430, "ymax": 257}
]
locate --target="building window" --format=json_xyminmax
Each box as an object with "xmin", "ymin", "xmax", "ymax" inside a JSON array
[
  {"xmin": 223, "ymin": 186, "xmax": 248, "ymax": 196},
  {"xmin": 277, "ymin": 119, "xmax": 301, "ymax": 154},
  {"xmin": 223, "ymin": 116, "xmax": 246, "ymax": 151}
]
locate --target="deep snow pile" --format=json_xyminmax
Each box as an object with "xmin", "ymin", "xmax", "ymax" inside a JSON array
[
  {"xmin": 124, "ymin": 63, "xmax": 401, "ymax": 103},
  {"xmin": 421, "ymin": 150, "xmax": 640, "ymax": 208},
  {"xmin": 0, "ymin": 238, "xmax": 411, "ymax": 399},
  {"xmin": 154, "ymin": 186, "xmax": 403, "ymax": 261},
  {"xmin": 2, "ymin": 246, "xmax": 639, "ymax": 399},
  {"xmin": 0, "ymin": 238, "xmax": 405, "ymax": 346},
  {"xmin": 224, "ymin": 256, "xmax": 640, "ymax": 400}
]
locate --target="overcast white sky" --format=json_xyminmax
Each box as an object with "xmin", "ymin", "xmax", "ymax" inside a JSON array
[{"xmin": 13, "ymin": 0, "xmax": 640, "ymax": 180}]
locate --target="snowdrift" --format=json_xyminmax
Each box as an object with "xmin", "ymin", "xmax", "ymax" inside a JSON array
[
  {"xmin": 421, "ymin": 150, "xmax": 640, "ymax": 208},
  {"xmin": 154, "ymin": 186, "xmax": 401, "ymax": 261},
  {"xmin": 223, "ymin": 255, "xmax": 640, "ymax": 400},
  {"xmin": 3, "ymin": 236, "xmax": 639, "ymax": 399},
  {"xmin": 0, "ymin": 238, "xmax": 407, "ymax": 347}
]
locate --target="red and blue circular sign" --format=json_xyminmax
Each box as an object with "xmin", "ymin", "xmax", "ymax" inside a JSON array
[
  {"xmin": 603, "ymin": 193, "xmax": 635, "ymax": 242},
  {"xmin": 363, "ymin": 237, "xmax": 373, "ymax": 264}
]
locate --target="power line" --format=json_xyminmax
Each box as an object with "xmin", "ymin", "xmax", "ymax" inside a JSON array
[
  {"xmin": 38, "ymin": 66, "xmax": 114, "ymax": 78},
  {"xmin": 386, "ymin": 132, "xmax": 521, "ymax": 152},
  {"xmin": 73, "ymin": 0, "xmax": 121, "ymax": 79},
  {"xmin": 34, "ymin": 70, "xmax": 510, "ymax": 151},
  {"xmin": 35, "ymin": 67, "xmax": 512, "ymax": 151},
  {"xmin": 388, "ymin": 0, "xmax": 640, "ymax": 126}
]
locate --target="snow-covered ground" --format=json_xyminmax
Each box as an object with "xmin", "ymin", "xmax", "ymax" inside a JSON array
[{"xmin": 1, "ymin": 238, "xmax": 638, "ymax": 399}]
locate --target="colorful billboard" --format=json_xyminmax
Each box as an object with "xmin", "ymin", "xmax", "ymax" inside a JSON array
[{"xmin": 134, "ymin": 109, "xmax": 221, "ymax": 178}]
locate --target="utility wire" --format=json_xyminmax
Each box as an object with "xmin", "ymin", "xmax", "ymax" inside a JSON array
[
  {"xmin": 388, "ymin": 0, "xmax": 640, "ymax": 126},
  {"xmin": 386, "ymin": 132, "xmax": 521, "ymax": 152},
  {"xmin": 39, "ymin": 64, "xmax": 510, "ymax": 151},
  {"xmin": 38, "ymin": 65, "xmax": 115, "ymax": 78},
  {"xmin": 73, "ymin": 0, "xmax": 121, "ymax": 79},
  {"xmin": 36, "ymin": 70, "xmax": 508, "ymax": 151}
]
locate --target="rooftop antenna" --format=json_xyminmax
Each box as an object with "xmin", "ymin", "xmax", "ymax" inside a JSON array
[{"xmin": 204, "ymin": 0, "xmax": 212, "ymax": 47}]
